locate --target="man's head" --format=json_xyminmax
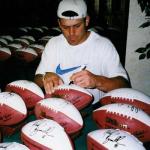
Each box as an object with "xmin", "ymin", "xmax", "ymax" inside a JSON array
[
  {"xmin": 57, "ymin": 0, "xmax": 87, "ymax": 19},
  {"xmin": 57, "ymin": 0, "xmax": 90, "ymax": 45}
]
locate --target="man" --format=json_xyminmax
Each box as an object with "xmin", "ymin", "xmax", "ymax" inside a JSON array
[{"xmin": 34, "ymin": 0, "xmax": 130, "ymax": 105}]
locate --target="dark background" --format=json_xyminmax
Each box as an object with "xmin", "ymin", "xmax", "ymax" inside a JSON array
[
  {"xmin": 0, "ymin": 0, "xmax": 130, "ymax": 62},
  {"xmin": 0, "ymin": 0, "xmax": 58, "ymax": 27},
  {"xmin": 0, "ymin": 0, "xmax": 129, "ymax": 90},
  {"xmin": 0, "ymin": 0, "xmax": 97, "ymax": 31}
]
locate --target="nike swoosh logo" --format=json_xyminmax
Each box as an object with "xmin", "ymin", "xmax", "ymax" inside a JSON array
[{"xmin": 56, "ymin": 64, "xmax": 81, "ymax": 75}]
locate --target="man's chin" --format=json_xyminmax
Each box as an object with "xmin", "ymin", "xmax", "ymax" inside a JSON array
[{"xmin": 68, "ymin": 40, "xmax": 78, "ymax": 45}]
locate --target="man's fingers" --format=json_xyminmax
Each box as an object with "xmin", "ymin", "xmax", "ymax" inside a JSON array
[
  {"xmin": 43, "ymin": 72, "xmax": 64, "ymax": 94},
  {"xmin": 70, "ymin": 70, "xmax": 87, "ymax": 81},
  {"xmin": 43, "ymin": 77, "xmax": 64, "ymax": 94},
  {"xmin": 59, "ymin": 79, "xmax": 64, "ymax": 85},
  {"xmin": 53, "ymin": 80, "xmax": 61, "ymax": 88},
  {"xmin": 43, "ymin": 79, "xmax": 54, "ymax": 94}
]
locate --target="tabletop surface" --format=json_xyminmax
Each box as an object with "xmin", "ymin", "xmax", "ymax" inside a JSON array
[{"xmin": 3, "ymin": 105, "xmax": 150, "ymax": 150}]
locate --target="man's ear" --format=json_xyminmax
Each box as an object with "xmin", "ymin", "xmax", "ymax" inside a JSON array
[
  {"xmin": 85, "ymin": 16, "xmax": 90, "ymax": 26},
  {"xmin": 58, "ymin": 19, "xmax": 60, "ymax": 27}
]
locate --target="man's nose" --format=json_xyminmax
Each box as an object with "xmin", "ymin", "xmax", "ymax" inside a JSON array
[{"xmin": 69, "ymin": 27, "xmax": 75, "ymax": 35}]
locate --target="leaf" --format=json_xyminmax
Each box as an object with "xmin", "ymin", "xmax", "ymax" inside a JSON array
[
  {"xmin": 146, "ymin": 46, "xmax": 150, "ymax": 53},
  {"xmin": 139, "ymin": 53, "xmax": 146, "ymax": 59},
  {"xmin": 139, "ymin": 21, "xmax": 150, "ymax": 28},
  {"xmin": 136, "ymin": 0, "xmax": 150, "ymax": 59},
  {"xmin": 146, "ymin": 43, "xmax": 150, "ymax": 49},
  {"xmin": 147, "ymin": 50, "xmax": 150, "ymax": 59},
  {"xmin": 137, "ymin": 0, "xmax": 150, "ymax": 15},
  {"xmin": 145, "ymin": 6, "xmax": 150, "ymax": 16},
  {"xmin": 135, "ymin": 47, "xmax": 146, "ymax": 53}
]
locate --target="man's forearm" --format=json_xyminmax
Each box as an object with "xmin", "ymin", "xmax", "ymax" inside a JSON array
[
  {"xmin": 34, "ymin": 74, "xmax": 44, "ymax": 88},
  {"xmin": 95, "ymin": 75, "xmax": 130, "ymax": 92}
]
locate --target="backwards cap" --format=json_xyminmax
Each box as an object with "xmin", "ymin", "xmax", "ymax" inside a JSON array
[{"xmin": 57, "ymin": 0, "xmax": 87, "ymax": 19}]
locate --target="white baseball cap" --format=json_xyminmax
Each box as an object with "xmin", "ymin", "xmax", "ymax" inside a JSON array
[{"xmin": 57, "ymin": 0, "xmax": 87, "ymax": 19}]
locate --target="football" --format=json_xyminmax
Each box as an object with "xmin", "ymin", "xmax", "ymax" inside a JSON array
[
  {"xmin": 8, "ymin": 43, "xmax": 22, "ymax": 49},
  {"xmin": 38, "ymin": 36, "xmax": 53, "ymax": 46},
  {"xmin": 20, "ymin": 35, "xmax": 36, "ymax": 44},
  {"xmin": 51, "ymin": 84, "xmax": 93, "ymax": 110},
  {"xmin": 87, "ymin": 129, "xmax": 146, "ymax": 150},
  {"xmin": 93, "ymin": 103, "xmax": 150, "ymax": 142},
  {"xmin": 0, "ymin": 47, "xmax": 11, "ymax": 61},
  {"xmin": 13, "ymin": 38, "xmax": 30, "ymax": 47},
  {"xmin": 0, "ymin": 142, "xmax": 30, "ymax": 150},
  {"xmin": 29, "ymin": 44, "xmax": 44, "ymax": 57},
  {"xmin": 29, "ymin": 27, "xmax": 44, "ymax": 39},
  {"xmin": 100, "ymin": 88, "xmax": 150, "ymax": 115},
  {"xmin": 0, "ymin": 35, "xmax": 13, "ymax": 43},
  {"xmin": 15, "ymin": 47, "xmax": 38, "ymax": 63},
  {"xmin": 21, "ymin": 119, "xmax": 74, "ymax": 150},
  {"xmin": 0, "ymin": 92, "xmax": 27, "ymax": 125},
  {"xmin": 7, "ymin": 43, "xmax": 22, "ymax": 55},
  {"xmin": 35, "ymin": 98, "xmax": 83, "ymax": 135},
  {"xmin": 0, "ymin": 38, "xmax": 8, "ymax": 47},
  {"xmin": 5, "ymin": 80, "xmax": 44, "ymax": 109}
]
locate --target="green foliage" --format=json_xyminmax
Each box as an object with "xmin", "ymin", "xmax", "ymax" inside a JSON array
[
  {"xmin": 135, "ymin": 43, "xmax": 150, "ymax": 59},
  {"xmin": 136, "ymin": 0, "xmax": 150, "ymax": 60},
  {"xmin": 137, "ymin": 0, "xmax": 150, "ymax": 28},
  {"xmin": 139, "ymin": 21, "xmax": 150, "ymax": 28},
  {"xmin": 137, "ymin": 0, "xmax": 150, "ymax": 16}
]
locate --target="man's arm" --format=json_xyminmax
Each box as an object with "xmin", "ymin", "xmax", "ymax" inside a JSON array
[
  {"xmin": 93, "ymin": 75, "xmax": 130, "ymax": 92},
  {"xmin": 34, "ymin": 74, "xmax": 44, "ymax": 88}
]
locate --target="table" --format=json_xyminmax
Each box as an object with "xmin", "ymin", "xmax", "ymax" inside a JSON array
[
  {"xmin": 3, "ymin": 105, "xmax": 150, "ymax": 150},
  {"xmin": 3, "ymin": 106, "xmax": 98, "ymax": 150}
]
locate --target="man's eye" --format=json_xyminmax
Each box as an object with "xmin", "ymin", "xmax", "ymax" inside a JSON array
[{"xmin": 74, "ymin": 24, "xmax": 80, "ymax": 28}]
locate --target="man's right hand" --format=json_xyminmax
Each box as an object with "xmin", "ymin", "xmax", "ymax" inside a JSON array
[{"xmin": 43, "ymin": 72, "xmax": 64, "ymax": 94}]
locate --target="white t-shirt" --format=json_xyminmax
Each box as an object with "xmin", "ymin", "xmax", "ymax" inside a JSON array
[{"xmin": 35, "ymin": 31, "xmax": 128, "ymax": 104}]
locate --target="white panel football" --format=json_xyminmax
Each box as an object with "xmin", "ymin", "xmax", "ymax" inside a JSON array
[
  {"xmin": 100, "ymin": 88, "xmax": 150, "ymax": 114},
  {"xmin": 87, "ymin": 129, "xmax": 146, "ymax": 150},
  {"xmin": 93, "ymin": 103, "xmax": 150, "ymax": 142},
  {"xmin": 0, "ymin": 92, "xmax": 27, "ymax": 125},
  {"xmin": 35, "ymin": 98, "xmax": 83, "ymax": 135},
  {"xmin": 0, "ymin": 38, "xmax": 8, "ymax": 46},
  {"xmin": 15, "ymin": 47, "xmax": 38, "ymax": 62},
  {"xmin": 51, "ymin": 84, "xmax": 93, "ymax": 110},
  {"xmin": 29, "ymin": 44, "xmax": 44, "ymax": 56},
  {"xmin": 13, "ymin": 38, "xmax": 30, "ymax": 46},
  {"xmin": 21, "ymin": 119, "xmax": 74, "ymax": 150},
  {"xmin": 0, "ymin": 142, "xmax": 30, "ymax": 150},
  {"xmin": 5, "ymin": 80, "xmax": 44, "ymax": 109},
  {"xmin": 0, "ymin": 35, "xmax": 13, "ymax": 42},
  {"xmin": 0, "ymin": 47, "xmax": 11, "ymax": 61},
  {"xmin": 8, "ymin": 43, "xmax": 22, "ymax": 49},
  {"xmin": 20, "ymin": 35, "xmax": 36, "ymax": 43}
]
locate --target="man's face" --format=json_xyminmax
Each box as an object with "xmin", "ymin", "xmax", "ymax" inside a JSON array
[{"xmin": 58, "ymin": 17, "xmax": 89, "ymax": 45}]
